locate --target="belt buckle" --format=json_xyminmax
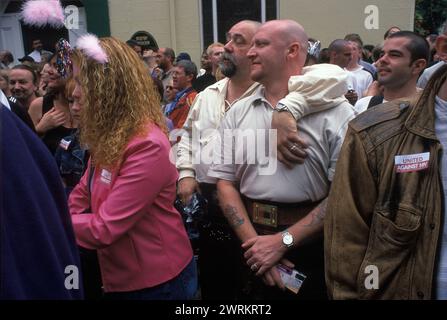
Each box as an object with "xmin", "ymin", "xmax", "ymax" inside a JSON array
[{"xmin": 252, "ymin": 202, "xmax": 278, "ymax": 228}]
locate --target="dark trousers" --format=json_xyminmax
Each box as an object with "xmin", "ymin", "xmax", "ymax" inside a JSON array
[
  {"xmin": 79, "ymin": 247, "xmax": 103, "ymax": 300},
  {"xmin": 238, "ymin": 236, "xmax": 327, "ymax": 300},
  {"xmin": 198, "ymin": 183, "xmax": 327, "ymax": 300},
  {"xmin": 198, "ymin": 183, "xmax": 244, "ymax": 300}
]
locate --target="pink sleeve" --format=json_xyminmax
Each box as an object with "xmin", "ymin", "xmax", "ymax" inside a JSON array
[
  {"xmin": 71, "ymin": 137, "xmax": 171, "ymax": 249},
  {"xmin": 68, "ymin": 161, "xmax": 91, "ymax": 215}
]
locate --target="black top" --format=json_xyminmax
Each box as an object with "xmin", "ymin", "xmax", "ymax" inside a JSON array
[
  {"xmin": 7, "ymin": 96, "xmax": 35, "ymax": 132},
  {"xmin": 193, "ymin": 73, "xmax": 216, "ymax": 93},
  {"xmin": 41, "ymin": 94, "xmax": 76, "ymax": 155}
]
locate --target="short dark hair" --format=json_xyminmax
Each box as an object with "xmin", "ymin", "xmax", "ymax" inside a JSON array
[
  {"xmin": 1, "ymin": 51, "xmax": 14, "ymax": 64},
  {"xmin": 163, "ymin": 48, "xmax": 176, "ymax": 63},
  {"xmin": 176, "ymin": 60, "xmax": 197, "ymax": 79},
  {"xmin": 318, "ymin": 48, "xmax": 330, "ymax": 64},
  {"xmin": 328, "ymin": 39, "xmax": 350, "ymax": 54},
  {"xmin": 344, "ymin": 33, "xmax": 363, "ymax": 48},
  {"xmin": 372, "ymin": 45, "xmax": 382, "ymax": 62},
  {"xmin": 363, "ymin": 44, "xmax": 375, "ymax": 52},
  {"xmin": 11, "ymin": 64, "xmax": 38, "ymax": 85},
  {"xmin": 387, "ymin": 31, "xmax": 429, "ymax": 63}
]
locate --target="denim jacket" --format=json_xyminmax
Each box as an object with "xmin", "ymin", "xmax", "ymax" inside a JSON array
[
  {"xmin": 325, "ymin": 83, "xmax": 445, "ymax": 299},
  {"xmin": 55, "ymin": 130, "xmax": 88, "ymax": 190}
]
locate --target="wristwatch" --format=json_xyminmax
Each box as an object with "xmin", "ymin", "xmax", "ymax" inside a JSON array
[
  {"xmin": 281, "ymin": 230, "xmax": 294, "ymax": 248},
  {"xmin": 275, "ymin": 103, "xmax": 290, "ymax": 113}
]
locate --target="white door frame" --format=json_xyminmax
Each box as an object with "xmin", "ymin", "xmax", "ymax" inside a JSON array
[{"xmin": 0, "ymin": 13, "xmax": 25, "ymax": 64}]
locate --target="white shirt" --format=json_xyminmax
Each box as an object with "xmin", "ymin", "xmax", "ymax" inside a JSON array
[
  {"xmin": 354, "ymin": 96, "xmax": 388, "ymax": 115},
  {"xmin": 176, "ymin": 78, "xmax": 260, "ymax": 183},
  {"xmin": 177, "ymin": 64, "xmax": 352, "ymax": 185},
  {"xmin": 418, "ymin": 62, "xmax": 446, "ymax": 89},
  {"xmin": 28, "ymin": 49, "xmax": 52, "ymax": 63},
  {"xmin": 346, "ymin": 65, "xmax": 373, "ymax": 99},
  {"xmin": 0, "ymin": 90, "xmax": 10, "ymax": 110},
  {"xmin": 208, "ymin": 87, "xmax": 355, "ymax": 203},
  {"xmin": 434, "ymin": 95, "xmax": 447, "ymax": 299}
]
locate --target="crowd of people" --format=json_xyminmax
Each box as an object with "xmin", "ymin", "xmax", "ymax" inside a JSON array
[{"xmin": 1, "ymin": 17, "xmax": 447, "ymax": 300}]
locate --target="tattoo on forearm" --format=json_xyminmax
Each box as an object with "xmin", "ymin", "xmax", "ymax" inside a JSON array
[
  {"xmin": 224, "ymin": 205, "xmax": 245, "ymax": 228},
  {"xmin": 304, "ymin": 198, "xmax": 328, "ymax": 227}
]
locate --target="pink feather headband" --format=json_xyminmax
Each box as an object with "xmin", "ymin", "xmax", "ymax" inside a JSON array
[
  {"xmin": 20, "ymin": 0, "xmax": 65, "ymax": 28},
  {"xmin": 76, "ymin": 34, "xmax": 109, "ymax": 64}
]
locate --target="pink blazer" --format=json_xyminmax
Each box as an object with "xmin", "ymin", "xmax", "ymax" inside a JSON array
[{"xmin": 69, "ymin": 124, "xmax": 192, "ymax": 292}]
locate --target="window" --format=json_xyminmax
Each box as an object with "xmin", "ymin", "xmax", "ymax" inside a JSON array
[{"xmin": 201, "ymin": 0, "xmax": 277, "ymax": 48}]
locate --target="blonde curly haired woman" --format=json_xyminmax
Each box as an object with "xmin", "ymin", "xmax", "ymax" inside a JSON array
[{"xmin": 69, "ymin": 37, "xmax": 197, "ymax": 300}]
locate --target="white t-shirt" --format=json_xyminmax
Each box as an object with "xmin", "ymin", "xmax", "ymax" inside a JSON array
[
  {"xmin": 418, "ymin": 62, "xmax": 446, "ymax": 89},
  {"xmin": 354, "ymin": 96, "xmax": 388, "ymax": 115},
  {"xmin": 346, "ymin": 65, "xmax": 373, "ymax": 99},
  {"xmin": 434, "ymin": 95, "xmax": 447, "ymax": 300}
]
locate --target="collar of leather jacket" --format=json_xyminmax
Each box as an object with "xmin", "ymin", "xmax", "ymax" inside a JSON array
[
  {"xmin": 350, "ymin": 99, "xmax": 411, "ymax": 133},
  {"xmin": 405, "ymin": 64, "xmax": 447, "ymax": 141}
]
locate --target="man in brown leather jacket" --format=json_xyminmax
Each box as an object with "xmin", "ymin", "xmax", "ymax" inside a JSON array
[{"xmin": 325, "ymin": 30, "xmax": 447, "ymax": 299}]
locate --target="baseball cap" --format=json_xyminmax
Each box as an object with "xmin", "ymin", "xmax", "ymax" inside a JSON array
[{"xmin": 18, "ymin": 56, "xmax": 35, "ymax": 63}]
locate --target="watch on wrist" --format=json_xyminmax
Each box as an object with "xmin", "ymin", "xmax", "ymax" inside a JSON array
[
  {"xmin": 282, "ymin": 230, "xmax": 294, "ymax": 248},
  {"xmin": 275, "ymin": 103, "xmax": 289, "ymax": 113}
]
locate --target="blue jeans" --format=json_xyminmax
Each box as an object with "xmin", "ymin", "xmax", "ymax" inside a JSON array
[{"xmin": 104, "ymin": 258, "xmax": 198, "ymax": 300}]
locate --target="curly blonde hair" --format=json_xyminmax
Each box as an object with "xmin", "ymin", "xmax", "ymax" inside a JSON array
[{"xmin": 72, "ymin": 37, "xmax": 167, "ymax": 170}]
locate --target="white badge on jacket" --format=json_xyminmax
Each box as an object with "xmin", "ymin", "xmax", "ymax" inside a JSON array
[
  {"xmin": 100, "ymin": 169, "xmax": 112, "ymax": 184},
  {"xmin": 394, "ymin": 152, "xmax": 430, "ymax": 173}
]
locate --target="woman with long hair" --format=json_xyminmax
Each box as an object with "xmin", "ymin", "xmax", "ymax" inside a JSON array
[
  {"xmin": 28, "ymin": 39, "xmax": 77, "ymax": 155},
  {"xmin": 69, "ymin": 36, "xmax": 196, "ymax": 300}
]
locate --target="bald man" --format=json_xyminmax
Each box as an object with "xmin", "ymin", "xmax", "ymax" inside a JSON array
[
  {"xmin": 328, "ymin": 39, "xmax": 353, "ymax": 69},
  {"xmin": 208, "ymin": 20, "xmax": 355, "ymax": 299}
]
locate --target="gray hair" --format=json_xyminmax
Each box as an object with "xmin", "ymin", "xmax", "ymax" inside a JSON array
[{"xmin": 176, "ymin": 60, "xmax": 198, "ymax": 78}]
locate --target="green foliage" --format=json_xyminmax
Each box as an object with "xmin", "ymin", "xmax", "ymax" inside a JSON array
[{"xmin": 415, "ymin": 0, "xmax": 447, "ymax": 35}]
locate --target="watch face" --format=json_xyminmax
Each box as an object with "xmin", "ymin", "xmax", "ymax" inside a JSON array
[{"xmin": 283, "ymin": 233, "xmax": 293, "ymax": 245}]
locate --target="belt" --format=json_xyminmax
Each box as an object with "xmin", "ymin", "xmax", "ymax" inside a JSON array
[{"xmin": 243, "ymin": 197, "xmax": 320, "ymax": 234}]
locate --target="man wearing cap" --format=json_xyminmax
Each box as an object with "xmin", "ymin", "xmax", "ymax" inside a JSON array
[
  {"xmin": 126, "ymin": 39, "xmax": 142, "ymax": 58},
  {"xmin": 18, "ymin": 55, "xmax": 36, "ymax": 66},
  {"xmin": 176, "ymin": 52, "xmax": 191, "ymax": 63}
]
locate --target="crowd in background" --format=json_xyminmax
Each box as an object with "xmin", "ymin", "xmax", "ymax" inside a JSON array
[{"xmin": 2, "ymin": 18, "xmax": 447, "ymax": 300}]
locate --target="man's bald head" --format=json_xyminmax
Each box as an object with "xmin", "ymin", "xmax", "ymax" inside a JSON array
[
  {"xmin": 247, "ymin": 19, "xmax": 309, "ymax": 87},
  {"xmin": 260, "ymin": 20, "xmax": 308, "ymax": 64},
  {"xmin": 328, "ymin": 39, "xmax": 352, "ymax": 68},
  {"xmin": 233, "ymin": 20, "xmax": 262, "ymax": 33}
]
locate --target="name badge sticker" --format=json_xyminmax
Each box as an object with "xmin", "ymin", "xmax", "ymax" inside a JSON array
[
  {"xmin": 100, "ymin": 169, "xmax": 112, "ymax": 184},
  {"xmin": 59, "ymin": 139, "xmax": 71, "ymax": 151},
  {"xmin": 395, "ymin": 152, "xmax": 430, "ymax": 173}
]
